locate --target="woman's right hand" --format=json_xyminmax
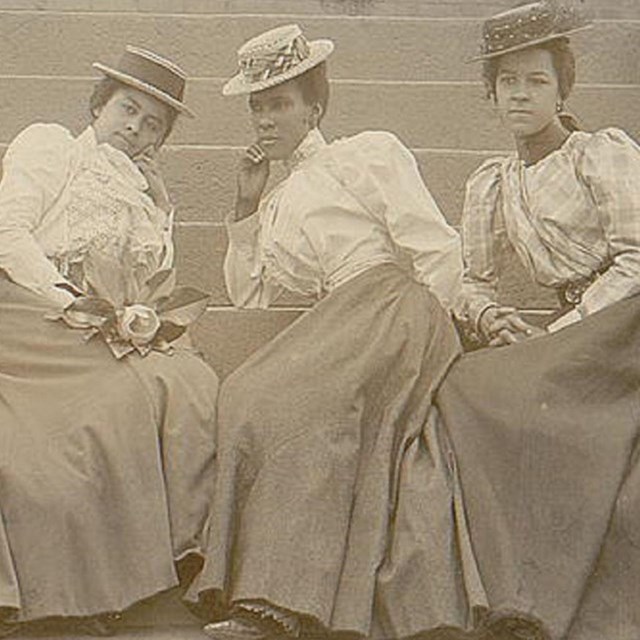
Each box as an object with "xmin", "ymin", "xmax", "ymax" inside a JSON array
[
  {"xmin": 234, "ymin": 143, "xmax": 270, "ymax": 221},
  {"xmin": 479, "ymin": 305, "xmax": 546, "ymax": 346}
]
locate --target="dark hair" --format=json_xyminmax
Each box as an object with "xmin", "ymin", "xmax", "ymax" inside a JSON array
[
  {"xmin": 88, "ymin": 77, "xmax": 178, "ymax": 145},
  {"xmin": 291, "ymin": 61, "xmax": 330, "ymax": 122},
  {"xmin": 482, "ymin": 37, "xmax": 576, "ymax": 102}
]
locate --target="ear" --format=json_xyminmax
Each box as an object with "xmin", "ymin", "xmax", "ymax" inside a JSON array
[{"xmin": 308, "ymin": 103, "xmax": 323, "ymax": 128}]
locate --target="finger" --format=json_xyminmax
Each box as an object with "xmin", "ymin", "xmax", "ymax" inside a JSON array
[
  {"xmin": 246, "ymin": 147, "xmax": 265, "ymax": 165},
  {"xmin": 493, "ymin": 306, "xmax": 518, "ymax": 317}
]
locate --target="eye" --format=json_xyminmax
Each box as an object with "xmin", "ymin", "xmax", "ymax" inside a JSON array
[
  {"xmin": 145, "ymin": 119, "xmax": 160, "ymax": 134},
  {"xmin": 250, "ymin": 102, "xmax": 262, "ymax": 114},
  {"xmin": 498, "ymin": 75, "xmax": 516, "ymax": 86},
  {"xmin": 122, "ymin": 102, "xmax": 137, "ymax": 116}
]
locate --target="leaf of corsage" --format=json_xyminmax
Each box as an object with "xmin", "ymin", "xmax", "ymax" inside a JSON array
[
  {"xmin": 157, "ymin": 287, "xmax": 209, "ymax": 326},
  {"xmin": 84, "ymin": 252, "xmax": 128, "ymax": 307},
  {"xmin": 63, "ymin": 297, "xmax": 115, "ymax": 329},
  {"xmin": 141, "ymin": 268, "xmax": 177, "ymax": 305},
  {"xmin": 155, "ymin": 320, "xmax": 187, "ymax": 344}
]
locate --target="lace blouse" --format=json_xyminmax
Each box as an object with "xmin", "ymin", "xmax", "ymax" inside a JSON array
[{"xmin": 0, "ymin": 124, "xmax": 173, "ymax": 307}]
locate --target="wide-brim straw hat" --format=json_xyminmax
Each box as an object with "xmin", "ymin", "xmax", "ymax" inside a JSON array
[
  {"xmin": 223, "ymin": 24, "xmax": 334, "ymax": 96},
  {"xmin": 469, "ymin": 0, "xmax": 593, "ymax": 62},
  {"xmin": 93, "ymin": 45, "xmax": 195, "ymax": 117}
]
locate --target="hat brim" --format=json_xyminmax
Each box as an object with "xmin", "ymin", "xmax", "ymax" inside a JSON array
[
  {"xmin": 92, "ymin": 62, "xmax": 195, "ymax": 118},
  {"xmin": 467, "ymin": 23, "xmax": 593, "ymax": 62},
  {"xmin": 222, "ymin": 39, "xmax": 334, "ymax": 97}
]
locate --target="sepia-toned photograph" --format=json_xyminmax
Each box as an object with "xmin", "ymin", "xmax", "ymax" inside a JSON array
[{"xmin": 0, "ymin": 1, "xmax": 638, "ymax": 639}]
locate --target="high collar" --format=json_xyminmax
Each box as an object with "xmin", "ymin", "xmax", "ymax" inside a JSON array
[
  {"xmin": 81, "ymin": 125, "xmax": 149, "ymax": 191},
  {"xmin": 285, "ymin": 128, "xmax": 327, "ymax": 173}
]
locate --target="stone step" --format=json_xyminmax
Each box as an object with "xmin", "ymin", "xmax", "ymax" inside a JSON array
[
  {"xmin": 0, "ymin": 12, "xmax": 637, "ymax": 83},
  {"xmin": 2, "ymin": 0, "xmax": 639, "ymax": 19},
  {"xmin": 1, "ymin": 79, "xmax": 638, "ymax": 151}
]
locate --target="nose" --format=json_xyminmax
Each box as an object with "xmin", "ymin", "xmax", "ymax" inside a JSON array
[
  {"xmin": 510, "ymin": 81, "xmax": 529, "ymax": 102},
  {"xmin": 126, "ymin": 115, "xmax": 142, "ymax": 135}
]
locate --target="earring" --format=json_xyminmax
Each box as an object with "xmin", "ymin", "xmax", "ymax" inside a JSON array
[{"xmin": 556, "ymin": 100, "xmax": 564, "ymax": 113}]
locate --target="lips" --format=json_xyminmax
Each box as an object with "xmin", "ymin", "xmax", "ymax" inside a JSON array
[{"xmin": 258, "ymin": 137, "xmax": 279, "ymax": 146}]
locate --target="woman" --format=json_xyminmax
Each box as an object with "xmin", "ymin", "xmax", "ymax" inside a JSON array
[
  {"xmin": 438, "ymin": 2, "xmax": 640, "ymax": 639},
  {"xmin": 189, "ymin": 23, "xmax": 489, "ymax": 640},
  {"xmin": 0, "ymin": 46, "xmax": 218, "ymax": 634}
]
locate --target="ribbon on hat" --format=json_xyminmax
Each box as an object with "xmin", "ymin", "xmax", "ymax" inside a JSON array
[{"xmin": 239, "ymin": 35, "xmax": 311, "ymax": 83}]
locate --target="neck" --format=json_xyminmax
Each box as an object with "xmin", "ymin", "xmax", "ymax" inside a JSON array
[{"xmin": 515, "ymin": 117, "xmax": 570, "ymax": 166}]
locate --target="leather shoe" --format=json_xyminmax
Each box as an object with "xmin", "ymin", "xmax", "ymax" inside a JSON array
[{"xmin": 204, "ymin": 617, "xmax": 271, "ymax": 640}]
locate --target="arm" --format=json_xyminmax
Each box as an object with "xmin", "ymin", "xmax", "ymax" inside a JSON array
[
  {"xmin": 0, "ymin": 124, "xmax": 78, "ymax": 307},
  {"xmin": 457, "ymin": 159, "xmax": 544, "ymax": 344},
  {"xmin": 363, "ymin": 132, "xmax": 463, "ymax": 309},
  {"xmin": 223, "ymin": 209, "xmax": 283, "ymax": 309},
  {"xmin": 549, "ymin": 129, "xmax": 640, "ymax": 332}
]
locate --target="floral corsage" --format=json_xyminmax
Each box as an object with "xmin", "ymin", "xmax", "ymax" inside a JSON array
[{"xmin": 49, "ymin": 252, "xmax": 209, "ymax": 359}]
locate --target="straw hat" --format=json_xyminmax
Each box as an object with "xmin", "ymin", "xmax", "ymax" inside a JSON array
[
  {"xmin": 93, "ymin": 45, "xmax": 194, "ymax": 117},
  {"xmin": 470, "ymin": 0, "xmax": 593, "ymax": 61},
  {"xmin": 223, "ymin": 24, "xmax": 334, "ymax": 96}
]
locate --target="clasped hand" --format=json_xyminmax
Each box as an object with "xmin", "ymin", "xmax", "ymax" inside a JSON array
[{"xmin": 479, "ymin": 305, "xmax": 547, "ymax": 347}]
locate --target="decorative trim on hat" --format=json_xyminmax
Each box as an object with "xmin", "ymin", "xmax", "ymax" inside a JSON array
[
  {"xmin": 93, "ymin": 45, "xmax": 194, "ymax": 117},
  {"xmin": 223, "ymin": 24, "xmax": 334, "ymax": 96},
  {"xmin": 470, "ymin": 0, "xmax": 593, "ymax": 62}
]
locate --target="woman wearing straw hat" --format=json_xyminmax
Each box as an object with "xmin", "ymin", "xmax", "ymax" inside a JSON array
[
  {"xmin": 188, "ymin": 22, "xmax": 491, "ymax": 640},
  {"xmin": 435, "ymin": 2, "xmax": 640, "ymax": 639},
  {"xmin": 0, "ymin": 46, "xmax": 218, "ymax": 635}
]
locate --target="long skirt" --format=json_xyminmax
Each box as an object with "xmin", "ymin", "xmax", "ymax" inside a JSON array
[
  {"xmin": 437, "ymin": 293, "xmax": 640, "ymax": 640},
  {"xmin": 188, "ymin": 264, "xmax": 488, "ymax": 638},
  {"xmin": 0, "ymin": 276, "xmax": 218, "ymax": 622}
]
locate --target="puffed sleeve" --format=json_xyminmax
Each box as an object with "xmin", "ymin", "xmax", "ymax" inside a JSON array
[
  {"xmin": 223, "ymin": 207, "xmax": 283, "ymax": 309},
  {"xmin": 0, "ymin": 123, "xmax": 77, "ymax": 307},
  {"xmin": 569, "ymin": 128, "xmax": 640, "ymax": 319},
  {"xmin": 348, "ymin": 132, "xmax": 463, "ymax": 310},
  {"xmin": 457, "ymin": 158, "xmax": 504, "ymax": 333}
]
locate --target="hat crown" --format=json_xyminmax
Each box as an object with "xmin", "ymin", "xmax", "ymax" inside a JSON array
[
  {"xmin": 117, "ymin": 45, "xmax": 186, "ymax": 101},
  {"xmin": 479, "ymin": 0, "xmax": 590, "ymax": 58},
  {"xmin": 236, "ymin": 24, "xmax": 312, "ymax": 85}
]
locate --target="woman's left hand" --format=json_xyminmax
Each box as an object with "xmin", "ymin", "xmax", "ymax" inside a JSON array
[{"xmin": 134, "ymin": 149, "xmax": 172, "ymax": 213}]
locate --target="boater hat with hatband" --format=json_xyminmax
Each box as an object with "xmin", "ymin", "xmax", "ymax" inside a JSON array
[
  {"xmin": 223, "ymin": 24, "xmax": 334, "ymax": 96},
  {"xmin": 469, "ymin": 0, "xmax": 593, "ymax": 62},
  {"xmin": 93, "ymin": 45, "xmax": 195, "ymax": 117}
]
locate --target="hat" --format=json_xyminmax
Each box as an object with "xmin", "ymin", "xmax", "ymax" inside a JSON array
[
  {"xmin": 93, "ymin": 45, "xmax": 194, "ymax": 118},
  {"xmin": 223, "ymin": 24, "xmax": 334, "ymax": 96},
  {"xmin": 470, "ymin": 0, "xmax": 593, "ymax": 61}
]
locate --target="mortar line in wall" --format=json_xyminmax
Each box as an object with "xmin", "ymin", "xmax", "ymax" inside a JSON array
[
  {"xmin": 1, "ymin": 9, "xmax": 638, "ymax": 24},
  {"xmin": 0, "ymin": 75, "xmax": 637, "ymax": 92},
  {"xmin": 0, "ymin": 142, "xmax": 508, "ymax": 155}
]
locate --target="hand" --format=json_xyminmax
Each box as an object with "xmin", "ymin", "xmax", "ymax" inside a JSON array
[
  {"xmin": 134, "ymin": 146, "xmax": 172, "ymax": 213},
  {"xmin": 234, "ymin": 143, "xmax": 270, "ymax": 221},
  {"xmin": 479, "ymin": 305, "xmax": 547, "ymax": 347}
]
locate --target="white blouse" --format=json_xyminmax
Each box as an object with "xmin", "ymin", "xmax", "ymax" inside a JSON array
[
  {"xmin": 225, "ymin": 129, "xmax": 463, "ymax": 310},
  {"xmin": 0, "ymin": 124, "xmax": 173, "ymax": 307}
]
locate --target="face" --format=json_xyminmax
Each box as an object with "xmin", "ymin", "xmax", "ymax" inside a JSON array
[
  {"xmin": 248, "ymin": 80, "xmax": 316, "ymax": 161},
  {"xmin": 494, "ymin": 47, "xmax": 561, "ymax": 139},
  {"xmin": 92, "ymin": 86, "xmax": 170, "ymax": 157}
]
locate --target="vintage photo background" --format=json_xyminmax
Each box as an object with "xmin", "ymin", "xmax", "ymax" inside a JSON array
[
  {"xmin": 0, "ymin": 0, "xmax": 638, "ymax": 378},
  {"xmin": 0, "ymin": 0, "xmax": 638, "ymax": 633}
]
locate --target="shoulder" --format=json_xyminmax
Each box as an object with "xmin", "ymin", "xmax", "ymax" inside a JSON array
[
  {"xmin": 329, "ymin": 130, "xmax": 413, "ymax": 163},
  {"xmin": 570, "ymin": 127, "xmax": 640, "ymax": 178},
  {"xmin": 465, "ymin": 156, "xmax": 507, "ymax": 194},
  {"xmin": 5, "ymin": 123, "xmax": 75, "ymax": 165}
]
